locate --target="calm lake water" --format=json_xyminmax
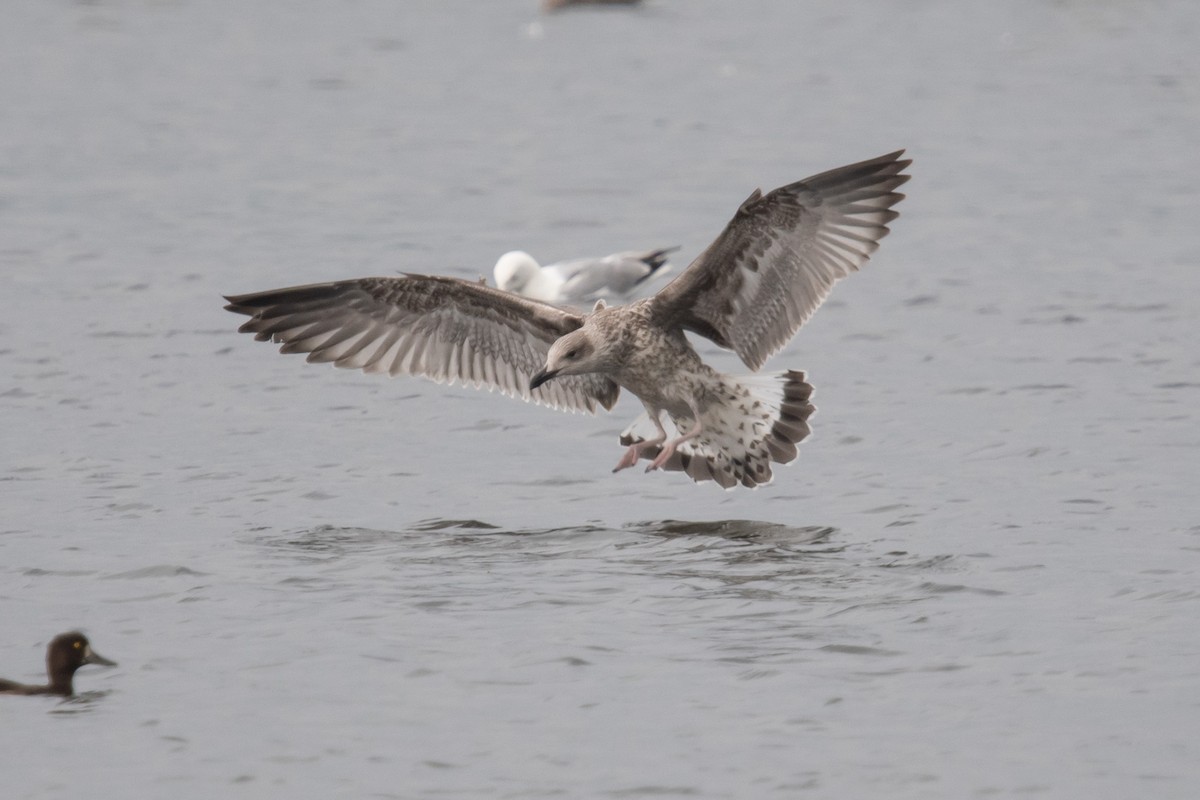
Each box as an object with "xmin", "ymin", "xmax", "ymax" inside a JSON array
[{"xmin": 2, "ymin": 1, "xmax": 1198, "ymax": 797}]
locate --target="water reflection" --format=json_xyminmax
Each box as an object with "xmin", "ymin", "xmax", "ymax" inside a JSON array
[
  {"xmin": 48, "ymin": 690, "xmax": 114, "ymax": 715},
  {"xmin": 252, "ymin": 518, "xmax": 965, "ymax": 614},
  {"xmin": 626, "ymin": 518, "xmax": 839, "ymax": 547}
]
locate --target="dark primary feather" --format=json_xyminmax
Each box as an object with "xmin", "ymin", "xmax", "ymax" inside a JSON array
[
  {"xmin": 649, "ymin": 149, "xmax": 911, "ymax": 371},
  {"xmin": 224, "ymin": 274, "xmax": 620, "ymax": 413}
]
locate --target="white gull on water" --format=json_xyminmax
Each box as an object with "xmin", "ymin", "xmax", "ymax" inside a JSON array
[
  {"xmin": 224, "ymin": 151, "xmax": 910, "ymax": 488},
  {"xmin": 542, "ymin": 0, "xmax": 643, "ymax": 10},
  {"xmin": 493, "ymin": 246, "xmax": 677, "ymax": 305}
]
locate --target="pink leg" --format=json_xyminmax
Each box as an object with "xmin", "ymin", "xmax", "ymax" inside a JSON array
[
  {"xmin": 646, "ymin": 414, "xmax": 703, "ymax": 472},
  {"xmin": 613, "ymin": 440, "xmax": 659, "ymax": 472},
  {"xmin": 613, "ymin": 409, "xmax": 668, "ymax": 473}
]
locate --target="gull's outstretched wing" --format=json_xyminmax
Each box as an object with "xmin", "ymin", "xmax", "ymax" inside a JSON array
[
  {"xmin": 649, "ymin": 150, "xmax": 911, "ymax": 371},
  {"xmin": 224, "ymin": 274, "xmax": 620, "ymax": 413}
]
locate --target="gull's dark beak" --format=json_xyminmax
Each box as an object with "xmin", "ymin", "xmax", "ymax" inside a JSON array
[
  {"xmin": 529, "ymin": 367, "xmax": 558, "ymax": 391},
  {"xmin": 82, "ymin": 645, "xmax": 117, "ymax": 668}
]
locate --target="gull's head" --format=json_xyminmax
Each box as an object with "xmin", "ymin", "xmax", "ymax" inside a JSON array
[
  {"xmin": 494, "ymin": 251, "xmax": 540, "ymax": 294},
  {"xmin": 529, "ymin": 323, "xmax": 610, "ymax": 390}
]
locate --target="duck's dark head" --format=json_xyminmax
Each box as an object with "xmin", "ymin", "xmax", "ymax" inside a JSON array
[{"xmin": 47, "ymin": 632, "xmax": 116, "ymax": 694}]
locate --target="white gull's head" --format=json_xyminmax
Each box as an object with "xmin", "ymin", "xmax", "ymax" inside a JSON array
[{"xmin": 493, "ymin": 251, "xmax": 541, "ymax": 294}]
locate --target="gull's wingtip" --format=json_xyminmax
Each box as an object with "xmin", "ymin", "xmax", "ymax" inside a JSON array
[
  {"xmin": 223, "ymin": 293, "xmax": 256, "ymax": 315},
  {"xmin": 883, "ymin": 148, "xmax": 912, "ymax": 172}
]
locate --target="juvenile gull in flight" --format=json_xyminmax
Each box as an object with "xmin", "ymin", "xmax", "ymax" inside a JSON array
[
  {"xmin": 224, "ymin": 150, "xmax": 910, "ymax": 488},
  {"xmin": 493, "ymin": 246, "xmax": 677, "ymax": 304}
]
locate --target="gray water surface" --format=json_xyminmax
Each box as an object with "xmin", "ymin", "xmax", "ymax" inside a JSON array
[{"xmin": 2, "ymin": 1, "xmax": 1198, "ymax": 798}]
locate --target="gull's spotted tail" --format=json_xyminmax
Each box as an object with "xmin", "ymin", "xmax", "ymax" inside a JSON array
[{"xmin": 619, "ymin": 370, "xmax": 815, "ymax": 489}]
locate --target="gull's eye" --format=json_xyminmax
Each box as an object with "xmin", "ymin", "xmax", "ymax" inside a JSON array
[{"xmin": 565, "ymin": 349, "xmax": 579, "ymax": 359}]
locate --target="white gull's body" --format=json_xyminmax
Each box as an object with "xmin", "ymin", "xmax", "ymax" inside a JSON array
[
  {"xmin": 493, "ymin": 247, "xmax": 676, "ymax": 305},
  {"xmin": 225, "ymin": 151, "xmax": 911, "ymax": 488},
  {"xmin": 543, "ymin": 0, "xmax": 642, "ymax": 10}
]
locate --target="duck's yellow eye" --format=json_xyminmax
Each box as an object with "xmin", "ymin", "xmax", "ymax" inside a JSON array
[{"xmin": 73, "ymin": 641, "xmax": 82, "ymax": 649}]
